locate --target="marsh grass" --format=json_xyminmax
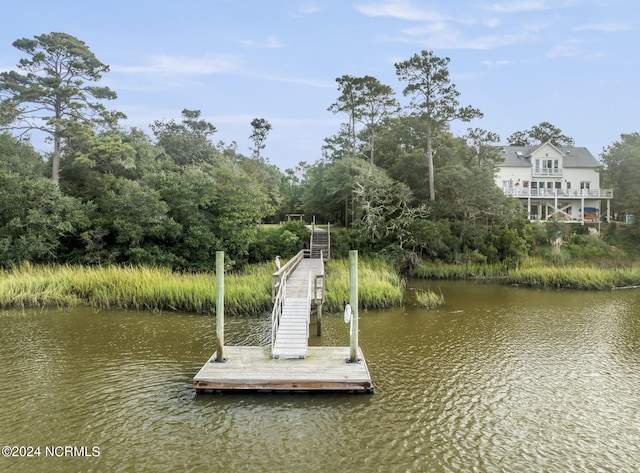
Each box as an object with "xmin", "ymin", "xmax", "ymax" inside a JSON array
[
  {"xmin": 504, "ymin": 265, "xmax": 640, "ymax": 290},
  {"xmin": 412, "ymin": 258, "xmax": 640, "ymax": 290},
  {"xmin": 0, "ymin": 258, "xmax": 403, "ymax": 314},
  {"xmin": 0, "ymin": 263, "xmax": 273, "ymax": 315},
  {"xmin": 415, "ymin": 289, "xmax": 445, "ymax": 309},
  {"xmin": 411, "ymin": 262, "xmax": 510, "ymax": 280},
  {"xmin": 6, "ymin": 256, "xmax": 630, "ymax": 315},
  {"xmin": 324, "ymin": 257, "xmax": 404, "ymax": 312}
]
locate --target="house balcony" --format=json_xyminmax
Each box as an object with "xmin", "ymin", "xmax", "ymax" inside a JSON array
[
  {"xmin": 503, "ymin": 188, "xmax": 613, "ymax": 199},
  {"xmin": 532, "ymin": 167, "xmax": 563, "ymax": 177}
]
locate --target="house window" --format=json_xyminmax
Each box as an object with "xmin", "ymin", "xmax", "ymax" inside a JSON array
[
  {"xmin": 580, "ymin": 181, "xmax": 591, "ymax": 190},
  {"xmin": 555, "ymin": 181, "xmax": 561, "ymax": 189},
  {"xmin": 566, "ymin": 181, "xmax": 571, "ymax": 190}
]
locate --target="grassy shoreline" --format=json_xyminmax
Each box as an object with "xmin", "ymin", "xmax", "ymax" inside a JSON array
[
  {"xmin": 4, "ymin": 257, "xmax": 638, "ymax": 315},
  {"xmin": 411, "ymin": 259, "xmax": 640, "ymax": 291},
  {"xmin": 0, "ymin": 258, "xmax": 405, "ymax": 315}
]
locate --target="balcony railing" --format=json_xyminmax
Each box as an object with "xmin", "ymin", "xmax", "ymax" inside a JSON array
[
  {"xmin": 533, "ymin": 167, "xmax": 563, "ymax": 177},
  {"xmin": 503, "ymin": 188, "xmax": 613, "ymax": 198}
]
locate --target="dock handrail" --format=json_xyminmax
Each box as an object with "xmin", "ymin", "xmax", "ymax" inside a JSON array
[
  {"xmin": 271, "ymin": 250, "xmax": 306, "ymax": 303},
  {"xmin": 305, "ymin": 275, "xmax": 312, "ymax": 340},
  {"xmin": 271, "ymin": 271, "xmax": 286, "ymax": 353},
  {"xmin": 313, "ymin": 250, "xmax": 325, "ymax": 304}
]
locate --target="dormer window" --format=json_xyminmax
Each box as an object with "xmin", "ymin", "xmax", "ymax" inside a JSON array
[{"xmin": 534, "ymin": 158, "xmax": 562, "ymax": 176}]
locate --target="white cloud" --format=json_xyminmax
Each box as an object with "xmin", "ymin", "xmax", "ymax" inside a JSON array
[
  {"xmin": 484, "ymin": 17, "xmax": 501, "ymax": 28},
  {"xmin": 242, "ymin": 35, "xmax": 284, "ymax": 49},
  {"xmin": 354, "ymin": 0, "xmax": 446, "ymax": 21},
  {"xmin": 256, "ymin": 73, "xmax": 335, "ymax": 89},
  {"xmin": 298, "ymin": 1, "xmax": 321, "ymax": 14},
  {"xmin": 111, "ymin": 55, "xmax": 241, "ymax": 75},
  {"xmin": 572, "ymin": 22, "xmax": 632, "ymax": 32},
  {"xmin": 547, "ymin": 39, "xmax": 582, "ymax": 58},
  {"xmin": 396, "ymin": 20, "xmax": 537, "ymax": 50},
  {"xmin": 483, "ymin": 59, "xmax": 515, "ymax": 66},
  {"xmin": 484, "ymin": 0, "xmax": 556, "ymax": 13},
  {"xmin": 354, "ymin": 0, "xmax": 553, "ymax": 50}
]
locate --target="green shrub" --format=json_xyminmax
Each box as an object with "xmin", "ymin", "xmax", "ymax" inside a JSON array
[{"xmin": 415, "ymin": 289, "xmax": 445, "ymax": 309}]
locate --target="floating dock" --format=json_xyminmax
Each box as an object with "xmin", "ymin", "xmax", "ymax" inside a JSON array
[
  {"xmin": 193, "ymin": 346, "xmax": 373, "ymax": 393},
  {"xmin": 194, "ymin": 240, "xmax": 373, "ymax": 394}
]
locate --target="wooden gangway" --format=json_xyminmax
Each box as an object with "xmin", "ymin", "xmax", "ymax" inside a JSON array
[{"xmin": 270, "ymin": 250, "xmax": 324, "ymax": 359}]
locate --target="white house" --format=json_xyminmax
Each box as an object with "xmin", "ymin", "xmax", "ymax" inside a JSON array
[{"xmin": 495, "ymin": 142, "xmax": 612, "ymax": 223}]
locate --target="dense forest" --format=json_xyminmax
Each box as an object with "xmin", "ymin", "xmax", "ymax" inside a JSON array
[{"xmin": 2, "ymin": 33, "xmax": 639, "ymax": 272}]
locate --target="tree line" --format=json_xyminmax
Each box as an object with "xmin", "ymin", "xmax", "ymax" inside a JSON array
[{"xmin": 1, "ymin": 33, "xmax": 639, "ymax": 271}]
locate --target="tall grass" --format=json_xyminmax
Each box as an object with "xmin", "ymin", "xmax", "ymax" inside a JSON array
[
  {"xmin": 0, "ymin": 258, "xmax": 404, "ymax": 314},
  {"xmin": 504, "ymin": 265, "xmax": 640, "ymax": 290},
  {"xmin": 0, "ymin": 263, "xmax": 273, "ymax": 315},
  {"xmin": 411, "ymin": 258, "xmax": 640, "ymax": 290},
  {"xmin": 324, "ymin": 257, "xmax": 404, "ymax": 312},
  {"xmin": 415, "ymin": 289, "xmax": 445, "ymax": 309},
  {"xmin": 410, "ymin": 261, "xmax": 511, "ymax": 280}
]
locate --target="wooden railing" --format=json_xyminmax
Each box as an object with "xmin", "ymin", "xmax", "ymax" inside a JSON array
[
  {"xmin": 270, "ymin": 270, "xmax": 286, "ymax": 353},
  {"xmin": 313, "ymin": 250, "xmax": 325, "ymax": 304},
  {"xmin": 271, "ymin": 250, "xmax": 306, "ymax": 303},
  {"xmin": 305, "ymin": 275, "xmax": 312, "ymax": 340}
]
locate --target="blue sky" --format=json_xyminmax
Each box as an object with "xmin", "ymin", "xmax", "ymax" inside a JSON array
[{"xmin": 1, "ymin": 0, "xmax": 638, "ymax": 171}]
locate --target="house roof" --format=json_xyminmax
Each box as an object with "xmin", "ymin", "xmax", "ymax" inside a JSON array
[{"xmin": 498, "ymin": 143, "xmax": 601, "ymax": 168}]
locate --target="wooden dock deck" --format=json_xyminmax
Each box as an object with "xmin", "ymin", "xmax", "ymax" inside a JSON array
[
  {"xmin": 194, "ymin": 243, "xmax": 373, "ymax": 394},
  {"xmin": 193, "ymin": 346, "xmax": 373, "ymax": 393}
]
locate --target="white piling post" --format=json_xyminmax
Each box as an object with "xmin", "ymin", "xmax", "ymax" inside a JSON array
[
  {"xmin": 215, "ymin": 251, "xmax": 225, "ymax": 362},
  {"xmin": 349, "ymin": 250, "xmax": 359, "ymax": 363}
]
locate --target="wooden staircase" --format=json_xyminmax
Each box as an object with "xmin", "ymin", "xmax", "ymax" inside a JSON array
[{"xmin": 310, "ymin": 228, "xmax": 329, "ymax": 261}]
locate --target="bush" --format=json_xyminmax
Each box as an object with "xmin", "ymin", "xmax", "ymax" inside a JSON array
[
  {"xmin": 565, "ymin": 233, "xmax": 612, "ymax": 259},
  {"xmin": 247, "ymin": 221, "xmax": 311, "ymax": 263}
]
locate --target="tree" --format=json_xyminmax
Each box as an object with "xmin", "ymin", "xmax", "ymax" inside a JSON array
[
  {"xmin": 0, "ymin": 132, "xmax": 48, "ymax": 176},
  {"xmin": 328, "ymin": 75, "xmax": 398, "ymax": 164},
  {"xmin": 507, "ymin": 121, "xmax": 574, "ymax": 147},
  {"xmin": 464, "ymin": 128, "xmax": 503, "ymax": 171},
  {"xmin": 151, "ymin": 109, "xmax": 218, "ymax": 165},
  {"xmin": 351, "ymin": 160, "xmax": 428, "ymax": 243},
  {"xmin": 0, "ymin": 170, "xmax": 90, "ymax": 266},
  {"xmin": 395, "ymin": 50, "xmax": 482, "ymax": 201},
  {"xmin": 249, "ymin": 118, "xmax": 272, "ymax": 162},
  {"xmin": 0, "ymin": 32, "xmax": 122, "ymax": 184},
  {"xmin": 327, "ymin": 75, "xmax": 361, "ymax": 157},
  {"xmin": 506, "ymin": 130, "xmax": 532, "ymax": 146},
  {"xmin": 601, "ymin": 132, "xmax": 640, "ymax": 222}
]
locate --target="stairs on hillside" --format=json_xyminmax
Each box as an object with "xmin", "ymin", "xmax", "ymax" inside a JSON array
[{"xmin": 310, "ymin": 229, "xmax": 329, "ymax": 261}]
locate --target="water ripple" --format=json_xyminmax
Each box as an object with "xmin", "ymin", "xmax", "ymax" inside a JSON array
[{"xmin": 2, "ymin": 287, "xmax": 640, "ymax": 472}]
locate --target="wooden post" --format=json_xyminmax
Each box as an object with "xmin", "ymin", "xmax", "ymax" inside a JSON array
[
  {"xmin": 215, "ymin": 251, "xmax": 225, "ymax": 362},
  {"xmin": 327, "ymin": 222, "xmax": 331, "ymax": 261},
  {"xmin": 316, "ymin": 302, "xmax": 322, "ymax": 336},
  {"xmin": 349, "ymin": 250, "xmax": 359, "ymax": 363}
]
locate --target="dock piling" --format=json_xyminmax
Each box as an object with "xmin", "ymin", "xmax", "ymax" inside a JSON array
[
  {"xmin": 349, "ymin": 250, "xmax": 359, "ymax": 363},
  {"xmin": 215, "ymin": 250, "xmax": 225, "ymax": 362}
]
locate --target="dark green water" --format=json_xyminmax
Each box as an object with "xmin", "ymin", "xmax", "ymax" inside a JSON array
[{"xmin": 1, "ymin": 281, "xmax": 639, "ymax": 472}]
